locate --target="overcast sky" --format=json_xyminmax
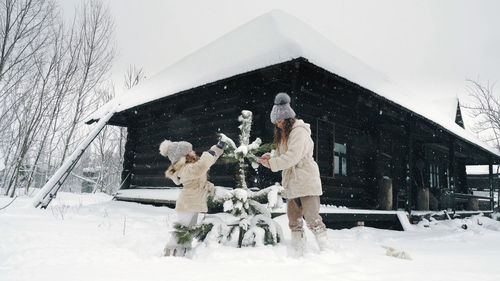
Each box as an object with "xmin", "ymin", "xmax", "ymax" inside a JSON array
[{"xmin": 60, "ymin": 0, "xmax": 500, "ymax": 130}]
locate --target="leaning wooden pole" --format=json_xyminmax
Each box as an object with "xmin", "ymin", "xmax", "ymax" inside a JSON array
[{"xmin": 32, "ymin": 108, "xmax": 116, "ymax": 208}]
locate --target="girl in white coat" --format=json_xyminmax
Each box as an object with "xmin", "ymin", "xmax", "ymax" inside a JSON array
[
  {"xmin": 259, "ymin": 93, "xmax": 328, "ymax": 255},
  {"xmin": 159, "ymin": 140, "xmax": 223, "ymax": 256}
]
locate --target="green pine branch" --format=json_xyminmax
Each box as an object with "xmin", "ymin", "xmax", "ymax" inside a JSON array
[{"xmin": 174, "ymin": 222, "xmax": 214, "ymax": 245}]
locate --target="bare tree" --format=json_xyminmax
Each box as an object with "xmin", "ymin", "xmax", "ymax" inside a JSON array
[
  {"xmin": 84, "ymin": 65, "xmax": 146, "ymax": 195},
  {"xmin": 59, "ymin": 0, "xmax": 114, "ymax": 164},
  {"xmin": 23, "ymin": 19, "xmax": 80, "ymax": 192},
  {"xmin": 124, "ymin": 65, "xmax": 144, "ymax": 90},
  {"xmin": 86, "ymin": 84, "xmax": 120, "ymax": 194},
  {"xmin": 464, "ymin": 79, "xmax": 500, "ymax": 150},
  {"xmin": 0, "ymin": 0, "xmax": 57, "ymax": 196},
  {"xmin": 0, "ymin": 0, "xmax": 115, "ymax": 197},
  {"xmin": 0, "ymin": 0, "xmax": 55, "ymax": 85}
]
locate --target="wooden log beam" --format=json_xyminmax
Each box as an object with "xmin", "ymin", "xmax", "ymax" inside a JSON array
[
  {"xmin": 121, "ymin": 126, "xmax": 138, "ymax": 189},
  {"xmin": 405, "ymin": 117, "xmax": 414, "ymax": 213},
  {"xmin": 489, "ymin": 159, "xmax": 494, "ymax": 211},
  {"xmin": 449, "ymin": 138, "xmax": 456, "ymax": 210}
]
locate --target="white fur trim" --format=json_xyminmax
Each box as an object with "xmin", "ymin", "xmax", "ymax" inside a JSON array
[{"xmin": 159, "ymin": 140, "xmax": 171, "ymax": 157}]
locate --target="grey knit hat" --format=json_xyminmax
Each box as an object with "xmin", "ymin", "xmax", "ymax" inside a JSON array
[
  {"xmin": 270, "ymin": 92, "xmax": 296, "ymax": 124},
  {"xmin": 159, "ymin": 140, "xmax": 192, "ymax": 163}
]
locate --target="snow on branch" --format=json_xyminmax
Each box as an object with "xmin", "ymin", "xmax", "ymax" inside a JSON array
[{"xmin": 218, "ymin": 110, "xmax": 272, "ymax": 189}]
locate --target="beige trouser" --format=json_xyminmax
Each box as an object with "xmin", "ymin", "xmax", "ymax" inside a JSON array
[{"xmin": 287, "ymin": 196, "xmax": 326, "ymax": 234}]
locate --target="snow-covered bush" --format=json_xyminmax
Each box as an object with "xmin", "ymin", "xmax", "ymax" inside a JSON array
[
  {"xmin": 493, "ymin": 212, "xmax": 500, "ymax": 222},
  {"xmin": 214, "ymin": 185, "xmax": 283, "ymax": 247},
  {"xmin": 173, "ymin": 216, "xmax": 234, "ymax": 246},
  {"xmin": 176, "ymin": 184, "xmax": 284, "ymax": 247},
  {"xmin": 173, "ymin": 222, "xmax": 215, "ymax": 245},
  {"xmin": 242, "ymin": 214, "xmax": 283, "ymax": 247}
]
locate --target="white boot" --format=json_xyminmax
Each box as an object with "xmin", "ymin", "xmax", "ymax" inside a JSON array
[
  {"xmin": 164, "ymin": 246, "xmax": 189, "ymax": 257},
  {"xmin": 164, "ymin": 233, "xmax": 190, "ymax": 257},
  {"xmin": 290, "ymin": 230, "xmax": 305, "ymax": 257},
  {"xmin": 173, "ymin": 247, "xmax": 188, "ymax": 257},
  {"xmin": 164, "ymin": 246, "xmax": 172, "ymax": 256},
  {"xmin": 314, "ymin": 230, "xmax": 329, "ymax": 252}
]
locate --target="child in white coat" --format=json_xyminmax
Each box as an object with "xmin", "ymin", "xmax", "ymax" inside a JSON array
[{"xmin": 159, "ymin": 140, "xmax": 223, "ymax": 256}]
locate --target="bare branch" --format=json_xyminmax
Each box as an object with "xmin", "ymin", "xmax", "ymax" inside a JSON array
[{"xmin": 465, "ymin": 79, "xmax": 500, "ymax": 150}]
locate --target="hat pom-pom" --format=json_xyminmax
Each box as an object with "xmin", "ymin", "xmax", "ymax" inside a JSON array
[
  {"xmin": 159, "ymin": 140, "xmax": 171, "ymax": 157},
  {"xmin": 274, "ymin": 92, "xmax": 291, "ymax": 105}
]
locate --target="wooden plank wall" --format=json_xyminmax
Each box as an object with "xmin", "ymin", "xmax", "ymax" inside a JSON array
[{"xmin": 296, "ymin": 62, "xmax": 379, "ymax": 208}]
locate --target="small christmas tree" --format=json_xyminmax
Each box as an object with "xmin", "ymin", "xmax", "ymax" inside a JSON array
[{"xmin": 218, "ymin": 110, "xmax": 272, "ymax": 189}]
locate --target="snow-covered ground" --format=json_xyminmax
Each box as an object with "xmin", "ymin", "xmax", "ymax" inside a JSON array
[{"xmin": 1, "ymin": 192, "xmax": 500, "ymax": 281}]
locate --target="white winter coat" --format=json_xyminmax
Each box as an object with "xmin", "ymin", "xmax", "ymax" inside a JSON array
[
  {"xmin": 269, "ymin": 119, "xmax": 323, "ymax": 199},
  {"xmin": 165, "ymin": 145, "xmax": 223, "ymax": 212}
]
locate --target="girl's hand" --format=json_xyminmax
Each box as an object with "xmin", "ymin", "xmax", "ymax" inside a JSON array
[{"xmin": 258, "ymin": 158, "xmax": 270, "ymax": 169}]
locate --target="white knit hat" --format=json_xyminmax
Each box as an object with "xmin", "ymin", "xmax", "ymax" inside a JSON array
[
  {"xmin": 270, "ymin": 92, "xmax": 296, "ymax": 124},
  {"xmin": 159, "ymin": 140, "xmax": 192, "ymax": 163}
]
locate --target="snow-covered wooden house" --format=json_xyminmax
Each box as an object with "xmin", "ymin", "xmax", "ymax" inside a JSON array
[{"xmin": 87, "ymin": 10, "xmax": 500, "ymax": 213}]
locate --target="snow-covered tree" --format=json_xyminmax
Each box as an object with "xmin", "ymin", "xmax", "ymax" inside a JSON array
[{"xmin": 218, "ymin": 110, "xmax": 272, "ymax": 189}]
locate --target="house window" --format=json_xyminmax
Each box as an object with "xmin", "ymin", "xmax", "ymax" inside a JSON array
[
  {"xmin": 430, "ymin": 164, "xmax": 439, "ymax": 188},
  {"xmin": 315, "ymin": 119, "xmax": 348, "ymax": 178},
  {"xmin": 334, "ymin": 143, "xmax": 347, "ymax": 176}
]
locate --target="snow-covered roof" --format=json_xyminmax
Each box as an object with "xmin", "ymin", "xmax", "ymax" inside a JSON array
[
  {"xmin": 88, "ymin": 10, "xmax": 500, "ymax": 158},
  {"xmin": 429, "ymin": 97, "xmax": 460, "ymax": 124}
]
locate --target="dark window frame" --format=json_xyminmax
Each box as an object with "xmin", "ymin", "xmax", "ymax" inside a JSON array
[
  {"xmin": 315, "ymin": 119, "xmax": 348, "ymax": 179},
  {"xmin": 316, "ymin": 119, "xmax": 335, "ymax": 178},
  {"xmin": 429, "ymin": 163, "xmax": 440, "ymax": 188},
  {"xmin": 335, "ymin": 142, "xmax": 348, "ymax": 177}
]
